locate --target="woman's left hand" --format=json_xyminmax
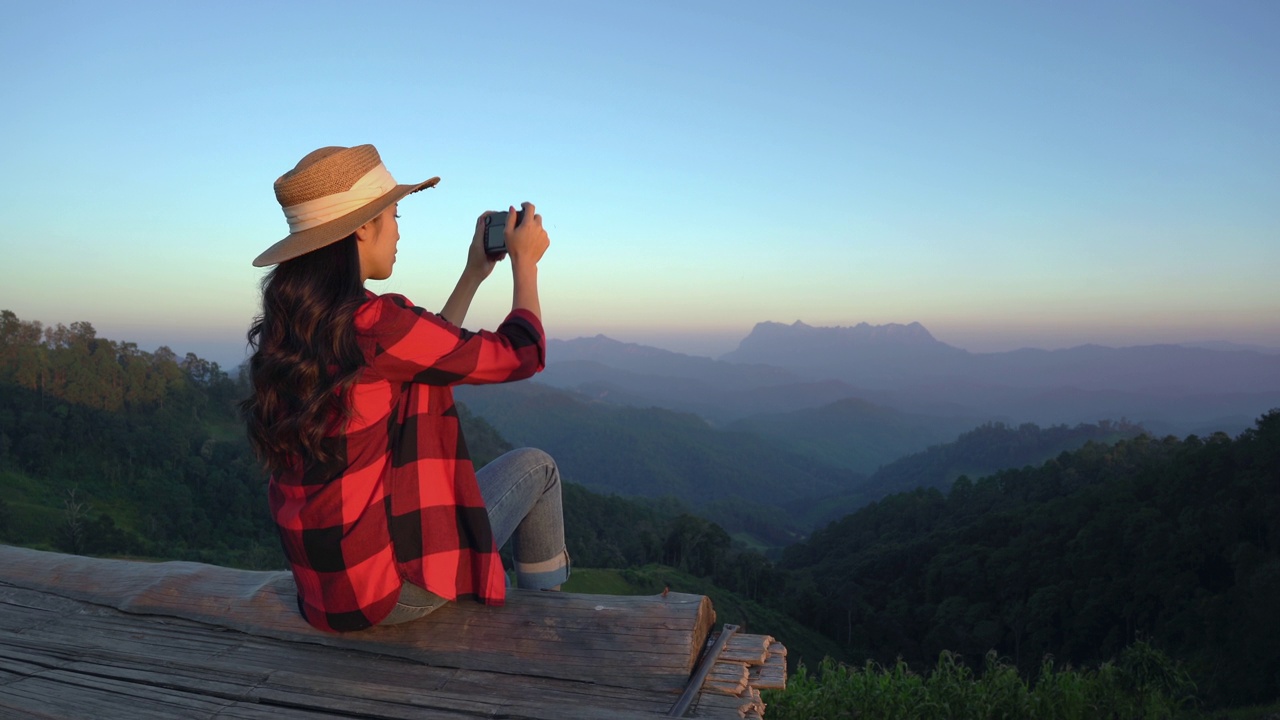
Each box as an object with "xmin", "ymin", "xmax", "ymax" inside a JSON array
[{"xmin": 464, "ymin": 212, "xmax": 502, "ymax": 281}]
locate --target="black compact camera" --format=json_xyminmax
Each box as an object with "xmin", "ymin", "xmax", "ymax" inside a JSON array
[{"xmin": 483, "ymin": 209, "xmax": 526, "ymax": 258}]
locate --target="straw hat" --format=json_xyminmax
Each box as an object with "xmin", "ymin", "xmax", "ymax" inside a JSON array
[{"xmin": 253, "ymin": 144, "xmax": 439, "ymax": 267}]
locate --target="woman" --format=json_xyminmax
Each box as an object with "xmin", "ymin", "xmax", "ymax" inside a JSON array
[{"xmin": 243, "ymin": 144, "xmax": 569, "ymax": 632}]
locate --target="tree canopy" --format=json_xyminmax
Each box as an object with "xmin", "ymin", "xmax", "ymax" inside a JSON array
[{"xmin": 773, "ymin": 412, "xmax": 1280, "ymax": 706}]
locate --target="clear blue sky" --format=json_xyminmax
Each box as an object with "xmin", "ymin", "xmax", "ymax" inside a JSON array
[{"xmin": 2, "ymin": 1, "xmax": 1277, "ymax": 368}]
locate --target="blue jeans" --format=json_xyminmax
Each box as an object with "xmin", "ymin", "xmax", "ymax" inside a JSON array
[{"xmin": 380, "ymin": 448, "xmax": 570, "ymax": 625}]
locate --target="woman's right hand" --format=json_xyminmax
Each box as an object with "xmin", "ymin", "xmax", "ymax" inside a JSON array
[{"xmin": 504, "ymin": 202, "xmax": 549, "ymax": 266}]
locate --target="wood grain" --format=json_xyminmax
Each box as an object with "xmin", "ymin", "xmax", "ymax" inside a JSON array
[{"xmin": 0, "ymin": 544, "xmax": 783, "ymax": 718}]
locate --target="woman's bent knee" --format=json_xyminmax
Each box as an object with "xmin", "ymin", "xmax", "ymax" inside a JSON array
[
  {"xmin": 508, "ymin": 446, "xmax": 555, "ymax": 468},
  {"xmin": 505, "ymin": 447, "xmax": 559, "ymax": 489}
]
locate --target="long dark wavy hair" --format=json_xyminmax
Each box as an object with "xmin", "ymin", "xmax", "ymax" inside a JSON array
[{"xmin": 242, "ymin": 235, "xmax": 367, "ymax": 475}]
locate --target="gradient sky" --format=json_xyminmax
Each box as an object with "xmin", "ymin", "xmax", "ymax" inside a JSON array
[{"xmin": 2, "ymin": 1, "xmax": 1277, "ymax": 368}]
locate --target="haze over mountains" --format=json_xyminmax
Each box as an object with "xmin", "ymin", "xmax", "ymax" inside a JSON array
[
  {"xmin": 545, "ymin": 320, "xmax": 1280, "ymax": 437},
  {"xmin": 453, "ymin": 319, "xmax": 1278, "ymax": 541}
]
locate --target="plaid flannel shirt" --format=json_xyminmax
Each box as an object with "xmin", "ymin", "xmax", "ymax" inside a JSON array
[{"xmin": 268, "ymin": 291, "xmax": 545, "ymax": 632}]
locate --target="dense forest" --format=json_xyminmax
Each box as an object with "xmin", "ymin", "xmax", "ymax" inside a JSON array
[
  {"xmin": 0, "ymin": 311, "xmax": 277, "ymax": 566},
  {"xmin": 457, "ymin": 381, "xmax": 1150, "ymax": 546},
  {"xmin": 790, "ymin": 418, "xmax": 1147, "ymax": 527},
  {"xmin": 771, "ymin": 416, "xmax": 1280, "ymax": 706},
  {"xmin": 3, "ymin": 309, "xmax": 1277, "ymax": 710}
]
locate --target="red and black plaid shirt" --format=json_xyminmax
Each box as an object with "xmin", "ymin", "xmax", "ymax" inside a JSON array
[{"xmin": 268, "ymin": 291, "xmax": 545, "ymax": 632}]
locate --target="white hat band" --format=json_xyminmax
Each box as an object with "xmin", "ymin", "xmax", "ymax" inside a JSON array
[{"xmin": 283, "ymin": 163, "xmax": 398, "ymax": 233}]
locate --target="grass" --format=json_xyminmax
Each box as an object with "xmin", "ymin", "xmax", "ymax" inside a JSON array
[
  {"xmin": 2, "ymin": 468, "xmax": 63, "ymax": 546},
  {"xmin": 1, "ymin": 467, "xmax": 60, "ymax": 506},
  {"xmin": 561, "ymin": 567, "xmax": 654, "ymax": 595},
  {"xmin": 730, "ymin": 531, "xmax": 774, "ymax": 554},
  {"xmin": 1, "ymin": 465, "xmax": 150, "ymax": 541},
  {"xmin": 763, "ymin": 642, "xmax": 1208, "ymax": 720},
  {"xmin": 5, "ymin": 502, "xmax": 60, "ymax": 547}
]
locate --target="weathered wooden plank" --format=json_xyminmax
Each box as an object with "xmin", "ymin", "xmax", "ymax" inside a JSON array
[
  {"xmin": 704, "ymin": 681, "xmax": 748, "ymax": 698},
  {"xmin": 251, "ymin": 677, "xmax": 670, "ymax": 720},
  {"xmin": 0, "ymin": 657, "xmax": 675, "ymax": 720},
  {"xmin": 2, "ymin": 628, "xmax": 675, "ymax": 720},
  {"xmin": 0, "ymin": 582, "xmax": 696, "ymax": 719},
  {"xmin": 693, "ymin": 685, "xmax": 764, "ymax": 719},
  {"xmin": 0, "ymin": 653, "xmax": 61, "ymax": 680},
  {"xmin": 8, "ymin": 624, "xmax": 671, "ymax": 695},
  {"xmin": 0, "ymin": 545, "xmax": 712, "ymax": 692},
  {"xmin": 692, "ymin": 630, "xmax": 784, "ymax": 714},
  {"xmin": 720, "ymin": 633, "xmax": 773, "ymax": 664},
  {"xmin": 0, "ymin": 609, "xmax": 680, "ymax": 694},
  {"xmin": 1, "ymin": 612, "xmax": 673, "ymax": 710},
  {"xmin": 748, "ymin": 653, "xmax": 787, "ymax": 690},
  {"xmin": 0, "ymin": 673, "xmax": 239, "ymax": 719},
  {"xmin": 7, "ymin": 617, "xmax": 680, "ymax": 717},
  {"xmin": 0, "ymin": 545, "xmax": 778, "ymax": 719}
]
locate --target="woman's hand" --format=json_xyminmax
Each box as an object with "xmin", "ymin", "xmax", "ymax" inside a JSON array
[
  {"xmin": 504, "ymin": 202, "xmax": 549, "ymax": 267},
  {"xmin": 463, "ymin": 212, "xmax": 502, "ymax": 282}
]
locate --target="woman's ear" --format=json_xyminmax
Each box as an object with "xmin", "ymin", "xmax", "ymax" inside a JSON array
[{"xmin": 354, "ymin": 217, "xmax": 378, "ymax": 244}]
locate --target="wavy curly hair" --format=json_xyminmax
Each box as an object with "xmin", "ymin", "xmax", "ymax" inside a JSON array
[{"xmin": 242, "ymin": 235, "xmax": 367, "ymax": 475}]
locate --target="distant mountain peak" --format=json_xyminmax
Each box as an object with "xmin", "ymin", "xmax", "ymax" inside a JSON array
[
  {"xmin": 720, "ymin": 319, "xmax": 964, "ymax": 372},
  {"xmin": 740, "ymin": 320, "xmax": 942, "ymax": 346}
]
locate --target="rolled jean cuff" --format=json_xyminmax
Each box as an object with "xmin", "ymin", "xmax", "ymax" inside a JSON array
[
  {"xmin": 516, "ymin": 548, "xmax": 571, "ymax": 590},
  {"xmin": 378, "ymin": 582, "xmax": 449, "ymax": 626}
]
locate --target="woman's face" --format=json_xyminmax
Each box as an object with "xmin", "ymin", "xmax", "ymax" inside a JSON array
[{"xmin": 358, "ymin": 204, "xmax": 400, "ymax": 281}]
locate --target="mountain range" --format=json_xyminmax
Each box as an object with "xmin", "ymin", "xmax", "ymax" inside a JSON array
[
  {"xmin": 544, "ymin": 321, "xmax": 1280, "ymax": 436},
  {"xmin": 455, "ymin": 379, "xmax": 1151, "ymax": 544}
]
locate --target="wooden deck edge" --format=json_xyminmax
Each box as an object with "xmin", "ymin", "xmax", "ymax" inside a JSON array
[
  {"xmin": 0, "ymin": 544, "xmax": 717, "ymax": 693},
  {"xmin": 687, "ymin": 630, "xmax": 787, "ymax": 718},
  {"xmin": 0, "ymin": 583, "xmax": 701, "ymax": 719}
]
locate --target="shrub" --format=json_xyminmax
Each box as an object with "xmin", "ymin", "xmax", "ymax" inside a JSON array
[{"xmin": 763, "ymin": 643, "xmax": 1198, "ymax": 720}]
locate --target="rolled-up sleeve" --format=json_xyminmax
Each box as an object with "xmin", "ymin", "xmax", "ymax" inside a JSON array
[{"xmin": 355, "ymin": 293, "xmax": 545, "ymax": 386}]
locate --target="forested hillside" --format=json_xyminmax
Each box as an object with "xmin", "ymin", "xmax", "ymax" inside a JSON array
[
  {"xmin": 769, "ymin": 414, "xmax": 1280, "ymax": 707},
  {"xmin": 455, "ymin": 381, "xmax": 856, "ymax": 543},
  {"xmin": 725, "ymin": 397, "xmax": 976, "ymax": 474},
  {"xmin": 0, "ymin": 311, "xmax": 278, "ymax": 566},
  {"xmin": 790, "ymin": 419, "xmax": 1147, "ymax": 527}
]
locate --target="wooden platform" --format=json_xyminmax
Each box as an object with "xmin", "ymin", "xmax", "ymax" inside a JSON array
[{"xmin": 0, "ymin": 545, "xmax": 785, "ymax": 718}]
